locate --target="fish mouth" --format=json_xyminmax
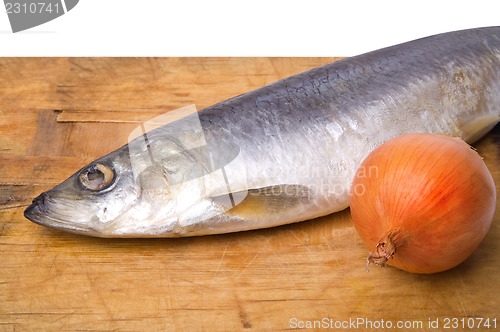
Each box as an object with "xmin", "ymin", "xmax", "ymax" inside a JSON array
[{"xmin": 24, "ymin": 193, "xmax": 101, "ymax": 237}]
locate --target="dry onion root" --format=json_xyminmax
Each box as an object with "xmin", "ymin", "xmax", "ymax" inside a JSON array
[{"xmin": 350, "ymin": 133, "xmax": 496, "ymax": 274}]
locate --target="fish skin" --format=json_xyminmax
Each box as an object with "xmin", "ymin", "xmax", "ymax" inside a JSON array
[{"xmin": 25, "ymin": 27, "xmax": 500, "ymax": 237}]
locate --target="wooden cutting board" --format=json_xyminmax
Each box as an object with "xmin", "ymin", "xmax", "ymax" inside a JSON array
[{"xmin": 1, "ymin": 58, "xmax": 499, "ymax": 331}]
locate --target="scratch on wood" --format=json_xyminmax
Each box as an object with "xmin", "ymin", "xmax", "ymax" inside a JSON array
[
  {"xmin": 454, "ymin": 271, "xmax": 469, "ymax": 317},
  {"xmin": 288, "ymin": 229, "xmax": 313, "ymax": 253},
  {"xmin": 238, "ymin": 252, "xmax": 259, "ymax": 277},
  {"xmin": 55, "ymin": 105, "xmax": 196, "ymax": 124},
  {"xmin": 455, "ymin": 288, "xmax": 468, "ymax": 317},
  {"xmin": 215, "ymin": 241, "xmax": 229, "ymax": 273},
  {"xmin": 0, "ymin": 204, "xmax": 29, "ymax": 211}
]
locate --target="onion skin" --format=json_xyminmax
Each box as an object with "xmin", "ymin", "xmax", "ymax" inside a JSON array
[{"xmin": 350, "ymin": 133, "xmax": 496, "ymax": 274}]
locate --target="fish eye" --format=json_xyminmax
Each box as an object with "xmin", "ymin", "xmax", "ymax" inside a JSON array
[{"xmin": 79, "ymin": 163, "xmax": 115, "ymax": 191}]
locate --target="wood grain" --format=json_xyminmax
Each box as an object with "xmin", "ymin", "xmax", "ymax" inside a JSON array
[{"xmin": 0, "ymin": 58, "xmax": 499, "ymax": 331}]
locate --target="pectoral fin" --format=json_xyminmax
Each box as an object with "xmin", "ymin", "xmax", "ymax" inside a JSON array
[
  {"xmin": 460, "ymin": 115, "xmax": 500, "ymax": 143},
  {"xmin": 176, "ymin": 184, "xmax": 322, "ymax": 236},
  {"xmin": 211, "ymin": 184, "xmax": 313, "ymax": 222}
]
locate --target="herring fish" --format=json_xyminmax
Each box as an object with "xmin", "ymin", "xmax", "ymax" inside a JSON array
[{"xmin": 24, "ymin": 27, "xmax": 500, "ymax": 237}]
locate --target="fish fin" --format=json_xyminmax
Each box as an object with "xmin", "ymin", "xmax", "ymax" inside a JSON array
[
  {"xmin": 211, "ymin": 184, "xmax": 313, "ymax": 222},
  {"xmin": 460, "ymin": 115, "xmax": 500, "ymax": 143}
]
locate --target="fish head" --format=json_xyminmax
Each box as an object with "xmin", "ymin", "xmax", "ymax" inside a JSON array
[
  {"xmin": 23, "ymin": 137, "xmax": 245, "ymax": 237},
  {"xmin": 24, "ymin": 147, "xmax": 145, "ymax": 237}
]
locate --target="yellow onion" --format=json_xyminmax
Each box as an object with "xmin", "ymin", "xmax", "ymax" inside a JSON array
[{"xmin": 350, "ymin": 133, "xmax": 496, "ymax": 274}]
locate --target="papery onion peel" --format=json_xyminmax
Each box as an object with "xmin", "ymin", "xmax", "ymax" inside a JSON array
[{"xmin": 350, "ymin": 133, "xmax": 496, "ymax": 274}]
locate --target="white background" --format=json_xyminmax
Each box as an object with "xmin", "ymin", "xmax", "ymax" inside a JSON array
[{"xmin": 0, "ymin": 0, "xmax": 499, "ymax": 56}]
